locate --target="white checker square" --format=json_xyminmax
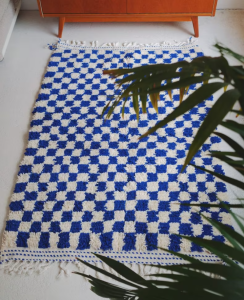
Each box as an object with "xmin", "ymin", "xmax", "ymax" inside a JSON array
[
  {"xmin": 114, "ymin": 211, "xmax": 125, "ymax": 221},
  {"xmin": 93, "ymin": 211, "xmax": 104, "ymax": 222},
  {"xmin": 135, "ymin": 211, "xmax": 147, "ymax": 222},
  {"xmin": 83, "ymin": 201, "xmax": 95, "ymax": 212},
  {"xmin": 124, "ymin": 221, "xmax": 136, "ymax": 233},
  {"xmin": 62, "ymin": 201, "xmax": 74, "ymax": 211},
  {"xmin": 148, "ymin": 222, "xmax": 158, "ymax": 233},
  {"xmin": 103, "ymin": 221, "xmax": 114, "ymax": 233},
  {"xmin": 41, "ymin": 222, "xmax": 51, "ymax": 232},
  {"xmin": 60, "ymin": 222, "xmax": 72, "ymax": 232}
]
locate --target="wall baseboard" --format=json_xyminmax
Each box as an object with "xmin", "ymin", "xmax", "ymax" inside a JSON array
[{"xmin": 1, "ymin": 0, "xmax": 21, "ymax": 61}]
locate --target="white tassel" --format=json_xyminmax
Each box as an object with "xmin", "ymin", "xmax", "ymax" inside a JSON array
[
  {"xmin": 57, "ymin": 261, "xmax": 71, "ymax": 278},
  {"xmin": 94, "ymin": 261, "xmax": 102, "ymax": 279},
  {"xmin": 49, "ymin": 37, "xmax": 197, "ymax": 50},
  {"xmin": 148, "ymin": 266, "xmax": 153, "ymax": 276},
  {"xmin": 142, "ymin": 264, "xmax": 146, "ymax": 276},
  {"xmin": 138, "ymin": 264, "xmax": 143, "ymax": 275},
  {"xmin": 57, "ymin": 262, "xmax": 65, "ymax": 278},
  {"xmin": 38, "ymin": 261, "xmax": 53, "ymax": 274},
  {"xmin": 0, "ymin": 262, "xmax": 6, "ymax": 270},
  {"xmin": 109, "ymin": 265, "xmax": 118, "ymax": 276},
  {"xmin": 64, "ymin": 262, "xmax": 72, "ymax": 277},
  {"xmin": 91, "ymin": 41, "xmax": 99, "ymax": 47},
  {"xmin": 0, "ymin": 260, "xmax": 54, "ymax": 275},
  {"xmin": 131, "ymin": 263, "xmax": 137, "ymax": 273},
  {"xmin": 75, "ymin": 260, "xmax": 86, "ymax": 273}
]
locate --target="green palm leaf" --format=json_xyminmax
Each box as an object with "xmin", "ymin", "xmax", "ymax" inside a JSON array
[
  {"xmin": 75, "ymin": 43, "xmax": 244, "ymax": 300},
  {"xmin": 220, "ymin": 120, "xmax": 244, "ymax": 137},
  {"xmin": 212, "ymin": 132, "xmax": 244, "ymax": 157},
  {"xmin": 140, "ymin": 82, "xmax": 226, "ymax": 139},
  {"xmin": 182, "ymin": 89, "xmax": 240, "ymax": 170},
  {"xmin": 190, "ymin": 164, "xmax": 244, "ymax": 190}
]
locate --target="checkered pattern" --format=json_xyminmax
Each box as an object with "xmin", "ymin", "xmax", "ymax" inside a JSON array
[{"xmin": 1, "ymin": 44, "xmax": 231, "ymax": 260}]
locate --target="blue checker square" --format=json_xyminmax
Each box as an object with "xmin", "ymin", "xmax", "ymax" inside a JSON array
[
  {"xmin": 66, "ymin": 192, "xmax": 75, "ymax": 200},
  {"xmin": 95, "ymin": 201, "xmax": 106, "ymax": 211},
  {"xmin": 82, "ymin": 211, "xmax": 93, "ymax": 222},
  {"xmin": 113, "ymin": 221, "xmax": 124, "ymax": 232},
  {"xmin": 57, "ymin": 232, "xmax": 69, "ymax": 248},
  {"xmin": 148, "ymin": 192, "xmax": 158, "ymax": 200},
  {"xmin": 91, "ymin": 222, "xmax": 104, "ymax": 233},
  {"xmin": 50, "ymin": 221, "xmax": 61, "ymax": 233},
  {"xmin": 125, "ymin": 211, "xmax": 135, "ymax": 221},
  {"xmin": 137, "ymin": 182, "xmax": 147, "ymax": 191},
  {"xmin": 136, "ymin": 165, "xmax": 146, "ymax": 173},
  {"xmin": 123, "ymin": 233, "xmax": 136, "ymax": 251},
  {"xmin": 47, "ymin": 191, "xmax": 57, "ymax": 201},
  {"xmin": 30, "ymin": 221, "xmax": 42, "ymax": 233},
  {"xmin": 135, "ymin": 222, "xmax": 148, "ymax": 234},
  {"xmin": 71, "ymin": 222, "xmax": 82, "ymax": 233},
  {"xmin": 5, "ymin": 220, "xmax": 20, "ymax": 232},
  {"xmin": 159, "ymin": 223, "xmax": 170, "ymax": 234},
  {"xmin": 9, "ymin": 201, "xmax": 24, "ymax": 211},
  {"xmin": 62, "ymin": 211, "xmax": 73, "ymax": 222},
  {"xmin": 25, "ymin": 191, "xmax": 38, "ymax": 201},
  {"xmin": 19, "ymin": 165, "xmax": 32, "ymax": 174},
  {"xmin": 146, "ymin": 233, "xmax": 158, "ymax": 250},
  {"xmin": 16, "ymin": 232, "xmax": 29, "ymax": 248},
  {"xmin": 22, "ymin": 211, "xmax": 33, "ymax": 222},
  {"xmin": 96, "ymin": 182, "xmax": 107, "ymax": 192},
  {"xmin": 147, "ymin": 211, "xmax": 158, "ymax": 222},
  {"xmin": 135, "ymin": 200, "xmax": 148, "ymax": 211},
  {"xmin": 38, "ymin": 183, "xmax": 48, "ymax": 192},
  {"xmin": 114, "ymin": 201, "xmax": 125, "ymax": 211},
  {"xmin": 77, "ymin": 233, "xmax": 90, "ymax": 250},
  {"xmin": 169, "ymin": 235, "xmax": 181, "ymax": 252},
  {"xmin": 179, "ymin": 224, "xmax": 193, "ymax": 236},
  {"xmin": 29, "ymin": 173, "xmax": 40, "ymax": 183},
  {"xmin": 33, "ymin": 156, "xmax": 45, "ymax": 164},
  {"xmin": 169, "ymin": 212, "xmax": 181, "ymax": 223},
  {"xmin": 73, "ymin": 200, "xmax": 82, "ymax": 211},
  {"xmin": 53, "ymin": 201, "xmax": 64, "ymax": 211},
  {"xmin": 42, "ymin": 211, "xmax": 53, "ymax": 222},
  {"xmin": 14, "ymin": 183, "xmax": 27, "ymax": 193},
  {"xmin": 148, "ymin": 173, "xmax": 158, "ymax": 182},
  {"xmin": 115, "ymin": 182, "xmax": 127, "ymax": 191},
  {"xmin": 197, "ymin": 182, "xmax": 206, "ymax": 192},
  {"xmin": 100, "ymin": 232, "xmax": 113, "ymax": 251},
  {"xmin": 50, "ymin": 172, "xmax": 60, "ymax": 182},
  {"xmin": 137, "ymin": 149, "xmax": 146, "ymax": 156},
  {"xmin": 104, "ymin": 211, "xmax": 114, "ymax": 221},
  {"xmin": 77, "ymin": 182, "xmax": 87, "ymax": 191}
]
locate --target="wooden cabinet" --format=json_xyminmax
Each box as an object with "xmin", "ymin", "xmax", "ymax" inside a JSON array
[
  {"xmin": 127, "ymin": 0, "xmax": 216, "ymax": 14},
  {"xmin": 37, "ymin": 0, "xmax": 218, "ymax": 38},
  {"xmin": 40, "ymin": 0, "xmax": 127, "ymax": 14}
]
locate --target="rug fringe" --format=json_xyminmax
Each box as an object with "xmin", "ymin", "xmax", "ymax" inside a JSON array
[
  {"xmin": 47, "ymin": 36, "xmax": 197, "ymax": 51},
  {"xmin": 0, "ymin": 259, "xmax": 221, "ymax": 281},
  {"xmin": 0, "ymin": 260, "xmax": 53, "ymax": 275}
]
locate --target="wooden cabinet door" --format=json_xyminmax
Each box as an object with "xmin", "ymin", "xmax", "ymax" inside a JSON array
[
  {"xmin": 40, "ymin": 0, "xmax": 127, "ymax": 14},
  {"xmin": 127, "ymin": 0, "xmax": 216, "ymax": 15}
]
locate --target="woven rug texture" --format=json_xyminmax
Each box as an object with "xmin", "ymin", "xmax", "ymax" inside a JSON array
[{"xmin": 0, "ymin": 40, "xmax": 231, "ymax": 270}]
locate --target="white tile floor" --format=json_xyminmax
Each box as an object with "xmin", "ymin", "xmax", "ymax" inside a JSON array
[{"xmin": 0, "ymin": 10, "xmax": 244, "ymax": 300}]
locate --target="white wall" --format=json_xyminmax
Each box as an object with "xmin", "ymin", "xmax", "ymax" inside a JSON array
[
  {"xmin": 21, "ymin": 0, "xmax": 38, "ymax": 10},
  {"xmin": 217, "ymin": 0, "xmax": 244, "ymax": 9},
  {"xmin": 21, "ymin": 0, "xmax": 244, "ymax": 10}
]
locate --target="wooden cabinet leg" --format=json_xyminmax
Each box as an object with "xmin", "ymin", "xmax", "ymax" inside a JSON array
[
  {"xmin": 191, "ymin": 16, "xmax": 199, "ymax": 38},
  {"xmin": 58, "ymin": 17, "xmax": 65, "ymax": 38}
]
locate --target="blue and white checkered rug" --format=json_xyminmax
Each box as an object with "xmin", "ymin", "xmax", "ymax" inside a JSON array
[{"xmin": 0, "ymin": 39, "xmax": 231, "ymax": 272}]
